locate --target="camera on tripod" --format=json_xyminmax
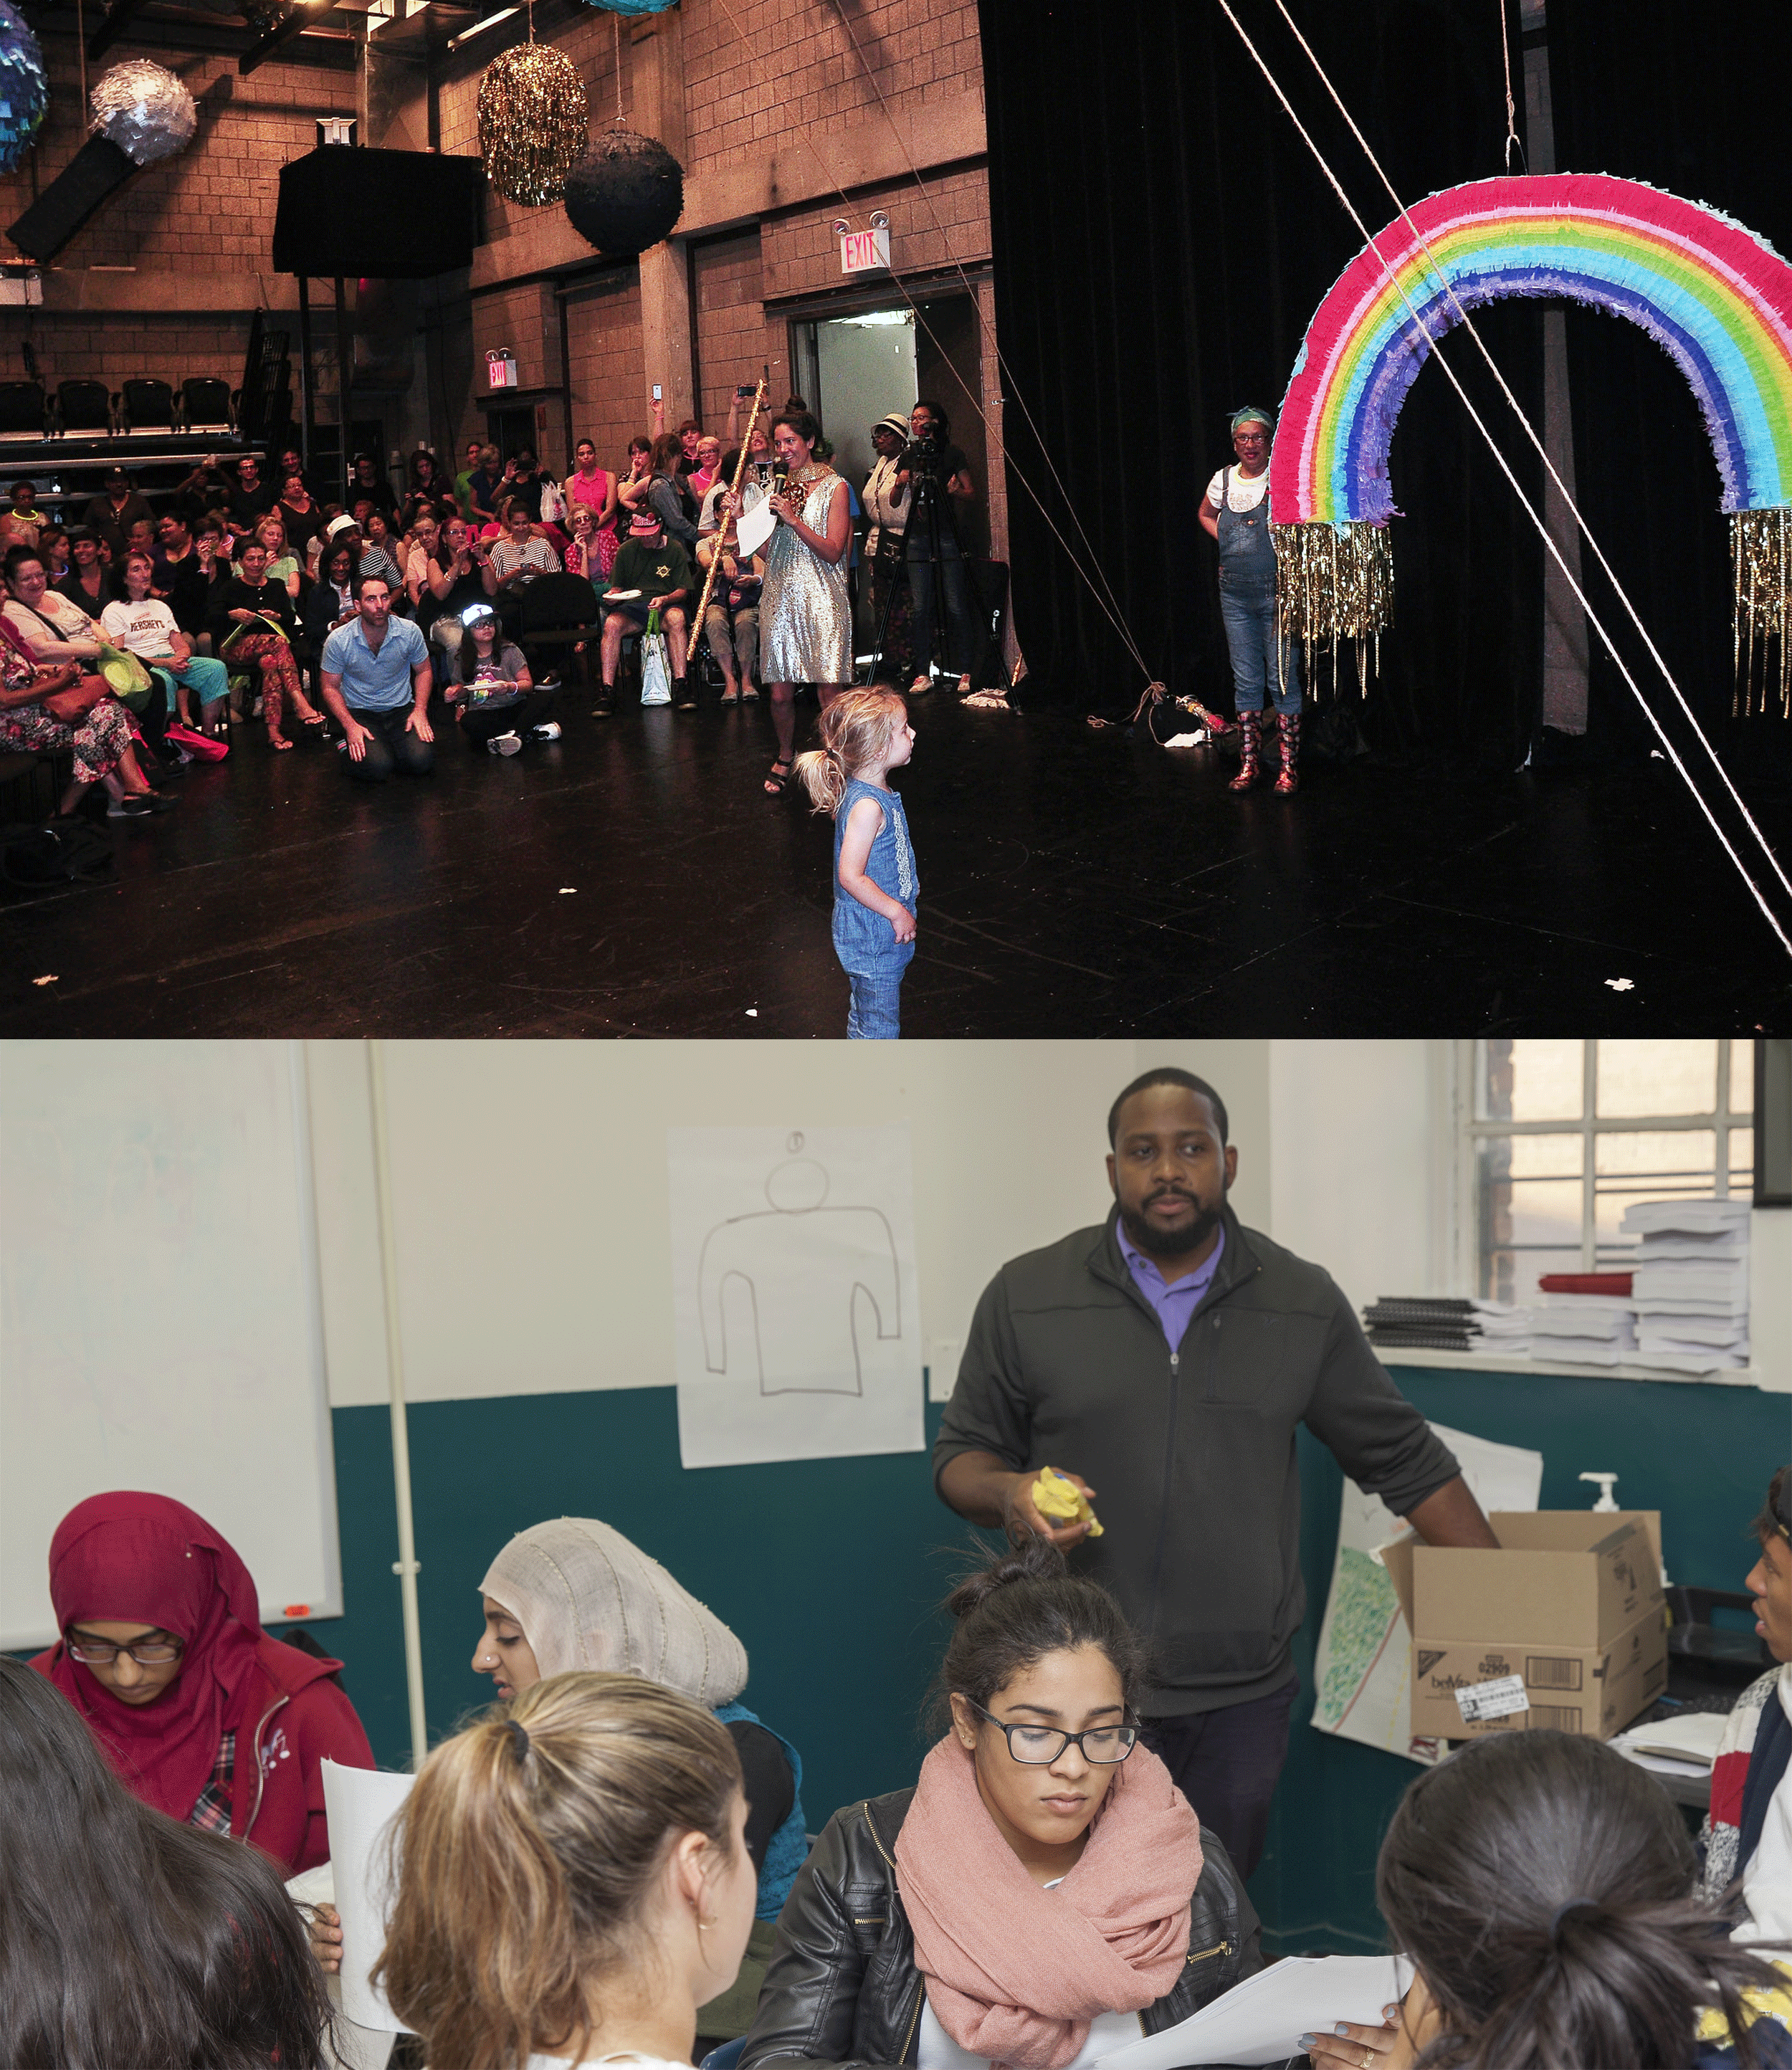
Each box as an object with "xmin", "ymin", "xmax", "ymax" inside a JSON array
[{"xmin": 902, "ymin": 429, "xmax": 945, "ymax": 474}]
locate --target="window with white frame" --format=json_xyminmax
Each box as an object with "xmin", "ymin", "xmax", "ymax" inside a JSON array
[{"xmin": 1469, "ymin": 1041, "xmax": 1755, "ymax": 1302}]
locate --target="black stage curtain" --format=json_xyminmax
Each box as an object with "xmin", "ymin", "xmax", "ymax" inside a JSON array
[
  {"xmin": 979, "ymin": 0, "xmax": 1541, "ymax": 767},
  {"xmin": 1550, "ymin": 0, "xmax": 1790, "ymax": 768}
]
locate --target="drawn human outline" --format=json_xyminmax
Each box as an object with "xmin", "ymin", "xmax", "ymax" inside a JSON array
[{"xmin": 696, "ymin": 1135, "xmax": 902, "ymax": 1398}]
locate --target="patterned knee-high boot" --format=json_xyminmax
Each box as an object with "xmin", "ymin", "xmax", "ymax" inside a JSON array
[
  {"xmin": 1273, "ymin": 709, "xmax": 1301, "ymax": 793},
  {"xmin": 1229, "ymin": 709, "xmax": 1262, "ymax": 791}
]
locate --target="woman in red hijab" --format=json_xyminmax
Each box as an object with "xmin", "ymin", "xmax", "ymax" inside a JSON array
[{"xmin": 31, "ymin": 1491, "xmax": 374, "ymax": 1876}]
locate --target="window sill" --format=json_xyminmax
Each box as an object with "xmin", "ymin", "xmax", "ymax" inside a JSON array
[{"xmin": 1373, "ymin": 1345, "xmax": 1781, "ymax": 1391}]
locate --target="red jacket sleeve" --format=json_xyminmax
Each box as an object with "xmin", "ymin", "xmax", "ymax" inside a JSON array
[{"xmin": 285, "ymin": 1676, "xmax": 376, "ymax": 1876}]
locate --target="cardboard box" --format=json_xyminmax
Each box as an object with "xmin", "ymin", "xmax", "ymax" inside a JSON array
[{"xmin": 1381, "ymin": 1512, "xmax": 1667, "ymax": 1742}]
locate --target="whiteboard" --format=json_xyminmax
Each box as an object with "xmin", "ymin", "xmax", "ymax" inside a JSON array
[{"xmin": 0, "ymin": 1039, "xmax": 343, "ymax": 1649}]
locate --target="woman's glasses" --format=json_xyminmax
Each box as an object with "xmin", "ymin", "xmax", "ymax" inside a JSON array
[
  {"xmin": 66, "ymin": 1632, "xmax": 183, "ymax": 1666},
  {"xmin": 968, "ymin": 1699, "xmax": 1138, "ymax": 1765}
]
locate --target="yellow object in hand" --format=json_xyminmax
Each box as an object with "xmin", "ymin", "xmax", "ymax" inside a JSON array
[{"xmin": 1032, "ymin": 1467, "xmax": 1102, "ymax": 1537}]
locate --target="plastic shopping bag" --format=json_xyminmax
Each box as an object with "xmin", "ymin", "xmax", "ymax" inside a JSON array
[{"xmin": 639, "ymin": 604, "xmax": 672, "ymax": 705}]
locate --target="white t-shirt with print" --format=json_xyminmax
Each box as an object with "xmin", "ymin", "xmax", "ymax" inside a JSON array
[
  {"xmin": 1205, "ymin": 467, "xmax": 1269, "ymax": 513},
  {"xmin": 100, "ymin": 596, "xmax": 181, "ymax": 659}
]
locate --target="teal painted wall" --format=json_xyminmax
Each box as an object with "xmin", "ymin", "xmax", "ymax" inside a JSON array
[{"xmin": 298, "ymin": 1370, "xmax": 1786, "ymax": 1952}]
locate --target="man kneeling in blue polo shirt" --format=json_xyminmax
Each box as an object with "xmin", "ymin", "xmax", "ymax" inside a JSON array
[{"xmin": 319, "ymin": 571, "xmax": 434, "ymax": 782}]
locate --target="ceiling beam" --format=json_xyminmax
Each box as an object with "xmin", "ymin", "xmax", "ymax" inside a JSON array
[
  {"xmin": 87, "ymin": 0, "xmax": 158, "ymax": 62},
  {"xmin": 239, "ymin": 0, "xmax": 346, "ymax": 75}
]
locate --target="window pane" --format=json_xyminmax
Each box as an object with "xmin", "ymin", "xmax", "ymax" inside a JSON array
[
  {"xmin": 1510, "ymin": 1132, "xmax": 1585, "ymax": 1177},
  {"xmin": 1596, "ymin": 1040, "xmax": 1717, "ymax": 1118},
  {"xmin": 1593, "ymin": 1130, "xmax": 1717, "ymax": 1253},
  {"xmin": 1731, "ymin": 1040, "xmax": 1755, "ymax": 1117},
  {"xmin": 1479, "ymin": 1039, "xmax": 1583, "ymax": 1122},
  {"xmin": 1730, "ymin": 1127, "xmax": 1755, "ymax": 1196},
  {"xmin": 1478, "ymin": 1137, "xmax": 1583, "ymax": 1299}
]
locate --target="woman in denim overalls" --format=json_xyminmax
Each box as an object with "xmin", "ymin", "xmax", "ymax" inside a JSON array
[{"xmin": 1198, "ymin": 406, "xmax": 1302, "ymax": 793}]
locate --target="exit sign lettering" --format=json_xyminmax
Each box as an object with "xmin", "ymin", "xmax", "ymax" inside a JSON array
[{"xmin": 840, "ymin": 224, "xmax": 891, "ymax": 275}]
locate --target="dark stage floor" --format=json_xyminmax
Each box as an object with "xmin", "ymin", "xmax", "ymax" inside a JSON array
[{"xmin": 2, "ymin": 690, "xmax": 1787, "ymax": 1037}]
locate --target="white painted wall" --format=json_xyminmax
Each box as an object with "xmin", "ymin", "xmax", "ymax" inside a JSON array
[{"xmin": 309, "ymin": 1040, "xmax": 1272, "ymax": 1408}]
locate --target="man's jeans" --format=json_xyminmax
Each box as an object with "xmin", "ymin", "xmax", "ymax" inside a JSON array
[{"xmin": 344, "ymin": 703, "xmax": 434, "ymax": 783}]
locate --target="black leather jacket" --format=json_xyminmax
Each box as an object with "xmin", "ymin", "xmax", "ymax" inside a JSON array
[{"xmin": 740, "ymin": 1788, "xmax": 1262, "ymax": 2070}]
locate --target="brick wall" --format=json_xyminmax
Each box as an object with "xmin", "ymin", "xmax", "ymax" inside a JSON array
[
  {"xmin": 0, "ymin": 39, "xmax": 355, "ymax": 271},
  {"xmin": 761, "ymin": 168, "xmax": 991, "ymax": 306},
  {"xmin": 561, "ymin": 266, "xmax": 647, "ymax": 477},
  {"xmin": 690, "ymin": 229, "xmax": 764, "ymax": 435}
]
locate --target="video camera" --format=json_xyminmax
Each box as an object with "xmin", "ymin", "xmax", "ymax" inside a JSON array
[{"xmin": 901, "ymin": 427, "xmax": 946, "ymax": 478}]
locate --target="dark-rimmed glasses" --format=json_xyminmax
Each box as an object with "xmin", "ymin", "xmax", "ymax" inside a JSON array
[
  {"xmin": 968, "ymin": 1699, "xmax": 1138, "ymax": 1765},
  {"xmin": 66, "ymin": 1631, "xmax": 184, "ymax": 1666}
]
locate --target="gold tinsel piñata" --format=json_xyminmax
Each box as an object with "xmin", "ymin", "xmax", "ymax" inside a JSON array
[
  {"xmin": 1733, "ymin": 508, "xmax": 1791, "ymax": 717},
  {"xmin": 1270, "ymin": 520, "xmax": 1394, "ymax": 693},
  {"xmin": 478, "ymin": 43, "xmax": 588, "ymax": 208}
]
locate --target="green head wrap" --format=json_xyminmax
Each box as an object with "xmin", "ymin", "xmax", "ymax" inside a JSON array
[{"xmin": 1229, "ymin": 406, "xmax": 1274, "ymax": 436}]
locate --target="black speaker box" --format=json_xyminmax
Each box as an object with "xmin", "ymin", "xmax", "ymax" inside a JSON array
[
  {"xmin": 8, "ymin": 135, "xmax": 135, "ymax": 264},
  {"xmin": 272, "ymin": 148, "xmax": 483, "ymax": 279}
]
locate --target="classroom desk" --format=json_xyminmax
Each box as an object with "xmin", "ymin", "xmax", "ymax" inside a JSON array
[{"xmin": 1613, "ymin": 1655, "xmax": 1747, "ymax": 1816}]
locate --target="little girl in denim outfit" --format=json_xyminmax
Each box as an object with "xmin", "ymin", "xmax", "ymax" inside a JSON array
[{"xmin": 795, "ymin": 685, "xmax": 918, "ymax": 1039}]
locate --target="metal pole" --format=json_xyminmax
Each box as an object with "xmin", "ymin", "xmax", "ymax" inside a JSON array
[
  {"xmin": 365, "ymin": 1040, "xmax": 429, "ymax": 1771},
  {"xmin": 334, "ymin": 274, "xmax": 353, "ymax": 508},
  {"xmin": 297, "ymin": 276, "xmax": 315, "ymax": 478}
]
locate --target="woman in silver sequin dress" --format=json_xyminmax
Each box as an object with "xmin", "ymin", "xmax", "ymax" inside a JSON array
[{"xmin": 750, "ymin": 411, "xmax": 853, "ymax": 794}]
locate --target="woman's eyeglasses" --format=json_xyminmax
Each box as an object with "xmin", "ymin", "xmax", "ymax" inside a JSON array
[
  {"xmin": 66, "ymin": 1632, "xmax": 184, "ymax": 1666},
  {"xmin": 968, "ymin": 1699, "xmax": 1138, "ymax": 1765}
]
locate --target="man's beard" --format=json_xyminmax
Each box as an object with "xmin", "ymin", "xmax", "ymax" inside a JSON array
[{"xmin": 1119, "ymin": 1191, "xmax": 1224, "ymax": 1259}]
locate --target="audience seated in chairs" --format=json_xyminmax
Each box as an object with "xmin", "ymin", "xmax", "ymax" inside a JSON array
[
  {"xmin": 445, "ymin": 603, "xmax": 560, "ymax": 758},
  {"xmin": 400, "ymin": 449, "xmax": 445, "ymax": 534},
  {"xmin": 490, "ymin": 500, "xmax": 561, "ymax": 631},
  {"xmin": 355, "ymin": 506, "xmax": 404, "ymax": 596},
  {"xmin": 318, "ymin": 571, "xmax": 433, "ymax": 784},
  {"xmin": 596, "ymin": 506, "xmax": 692, "ymax": 717},
  {"xmin": 695, "ymin": 515, "xmax": 763, "ymax": 706},
  {"xmin": 413, "ymin": 515, "xmax": 496, "ymax": 690},
  {"xmin": 0, "ymin": 546, "xmax": 176, "ymax": 820},
  {"xmin": 223, "ymin": 454, "xmax": 275, "ymax": 546},
  {"xmin": 35, "ymin": 525, "xmax": 70, "ymax": 584},
  {"xmin": 0, "ymin": 478, "xmax": 47, "ymax": 553},
  {"xmin": 238, "ymin": 512, "xmax": 301, "ymax": 603},
  {"xmin": 350, "ymin": 452, "xmax": 397, "ymax": 520},
  {"xmin": 173, "ymin": 454, "xmax": 233, "ymax": 525},
  {"xmin": 303, "ymin": 537, "xmax": 359, "ymax": 664},
  {"xmin": 83, "ymin": 467, "xmax": 156, "ymax": 561},
  {"xmin": 102, "ymin": 550, "xmax": 232, "ymax": 742},
  {"xmin": 208, "ymin": 538, "xmax": 320, "ymax": 752},
  {"xmin": 57, "ymin": 530, "xmax": 117, "ymax": 616},
  {"xmin": 153, "ymin": 511, "xmax": 221, "ymax": 640},
  {"xmin": 276, "ymin": 469, "xmax": 324, "ymax": 571}
]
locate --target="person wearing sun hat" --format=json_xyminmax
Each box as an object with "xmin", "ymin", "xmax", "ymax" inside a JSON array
[
  {"xmin": 596, "ymin": 503, "xmax": 695, "ymax": 715},
  {"xmin": 1198, "ymin": 405, "xmax": 1302, "ymax": 794}
]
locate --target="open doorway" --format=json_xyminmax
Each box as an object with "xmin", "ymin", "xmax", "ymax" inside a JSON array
[{"xmin": 790, "ymin": 290, "xmax": 988, "ymax": 552}]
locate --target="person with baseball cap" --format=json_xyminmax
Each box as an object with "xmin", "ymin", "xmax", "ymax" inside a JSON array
[{"xmin": 596, "ymin": 505, "xmax": 694, "ymax": 715}]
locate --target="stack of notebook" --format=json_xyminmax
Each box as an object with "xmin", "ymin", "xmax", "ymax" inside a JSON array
[
  {"xmin": 1622, "ymin": 1198, "xmax": 1751, "ymax": 1370},
  {"xmin": 1530, "ymin": 1289, "xmax": 1638, "ymax": 1366},
  {"xmin": 1360, "ymin": 1298, "xmax": 1531, "ymax": 1355}
]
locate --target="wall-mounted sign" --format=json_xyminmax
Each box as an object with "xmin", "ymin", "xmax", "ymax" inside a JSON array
[
  {"xmin": 838, "ymin": 214, "xmax": 891, "ymax": 275},
  {"xmin": 486, "ymin": 348, "xmax": 519, "ymax": 390}
]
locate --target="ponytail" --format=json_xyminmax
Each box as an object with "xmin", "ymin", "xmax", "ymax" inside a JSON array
[
  {"xmin": 376, "ymin": 1673, "xmax": 742, "ymax": 2070},
  {"xmin": 793, "ymin": 683, "xmax": 907, "ymax": 815},
  {"xmin": 1376, "ymin": 1730, "xmax": 1791, "ymax": 2070}
]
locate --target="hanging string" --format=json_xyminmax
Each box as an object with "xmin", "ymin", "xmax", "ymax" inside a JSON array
[
  {"xmin": 1498, "ymin": 0, "xmax": 1523, "ymax": 171},
  {"xmin": 1211, "ymin": 0, "xmax": 1792, "ymax": 960},
  {"xmin": 1262, "ymin": 0, "xmax": 1792, "ymax": 914},
  {"xmin": 694, "ymin": 0, "xmax": 1160, "ymax": 691},
  {"xmin": 820, "ymin": 0, "xmax": 1148, "ymax": 689},
  {"xmin": 613, "ymin": 13, "xmax": 624, "ymax": 127}
]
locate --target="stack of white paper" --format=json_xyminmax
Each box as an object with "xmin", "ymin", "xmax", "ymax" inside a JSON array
[
  {"xmin": 1090, "ymin": 1955, "xmax": 1413, "ymax": 2070},
  {"xmin": 1530, "ymin": 1293, "xmax": 1636, "ymax": 1367},
  {"xmin": 1611, "ymin": 1709, "xmax": 1729, "ymax": 1775},
  {"xmin": 1472, "ymin": 1299, "xmax": 1533, "ymax": 1356},
  {"xmin": 1621, "ymin": 1200, "xmax": 1750, "ymax": 1370},
  {"xmin": 320, "ymin": 1760, "xmax": 416, "ymax": 2036}
]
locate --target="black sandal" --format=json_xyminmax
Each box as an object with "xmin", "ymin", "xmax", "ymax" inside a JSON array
[{"xmin": 763, "ymin": 758, "xmax": 793, "ymax": 795}]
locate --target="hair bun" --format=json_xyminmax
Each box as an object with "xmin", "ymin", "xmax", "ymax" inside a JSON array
[{"xmin": 945, "ymin": 1532, "xmax": 1065, "ymax": 1620}]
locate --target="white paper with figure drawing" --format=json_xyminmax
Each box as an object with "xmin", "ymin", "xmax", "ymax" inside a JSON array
[
  {"xmin": 1308, "ymin": 1422, "xmax": 1542, "ymax": 1764},
  {"xmin": 669, "ymin": 1125, "xmax": 925, "ymax": 1468}
]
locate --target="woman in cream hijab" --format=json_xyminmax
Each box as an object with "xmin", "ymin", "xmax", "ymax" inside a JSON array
[{"xmin": 472, "ymin": 1517, "xmax": 806, "ymax": 2043}]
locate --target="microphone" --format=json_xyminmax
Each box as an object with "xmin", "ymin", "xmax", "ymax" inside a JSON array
[{"xmin": 771, "ymin": 459, "xmax": 790, "ymax": 500}]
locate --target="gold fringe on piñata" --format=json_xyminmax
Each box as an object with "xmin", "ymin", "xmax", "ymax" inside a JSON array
[
  {"xmin": 1733, "ymin": 508, "xmax": 1791, "ymax": 717},
  {"xmin": 1270, "ymin": 520, "xmax": 1394, "ymax": 695},
  {"xmin": 477, "ymin": 43, "xmax": 588, "ymax": 209}
]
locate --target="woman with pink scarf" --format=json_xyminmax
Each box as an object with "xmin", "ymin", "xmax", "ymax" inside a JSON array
[{"xmin": 740, "ymin": 1537, "xmax": 1259, "ymax": 2070}]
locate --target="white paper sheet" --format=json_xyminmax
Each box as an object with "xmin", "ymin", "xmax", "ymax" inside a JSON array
[
  {"xmin": 669, "ymin": 1125, "xmax": 925, "ymax": 1469},
  {"xmin": 1090, "ymin": 1955, "xmax": 1413, "ymax": 2070},
  {"xmin": 1309, "ymin": 1423, "xmax": 1543, "ymax": 1764},
  {"xmin": 735, "ymin": 499, "xmax": 778, "ymax": 558},
  {"xmin": 320, "ymin": 1760, "xmax": 415, "ymax": 2034}
]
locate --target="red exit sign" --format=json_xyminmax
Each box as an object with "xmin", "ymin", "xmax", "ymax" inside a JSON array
[{"xmin": 840, "ymin": 224, "xmax": 891, "ymax": 275}]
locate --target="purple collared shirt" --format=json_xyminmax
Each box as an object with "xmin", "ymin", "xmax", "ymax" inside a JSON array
[{"xmin": 1118, "ymin": 1223, "xmax": 1226, "ymax": 1350}]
